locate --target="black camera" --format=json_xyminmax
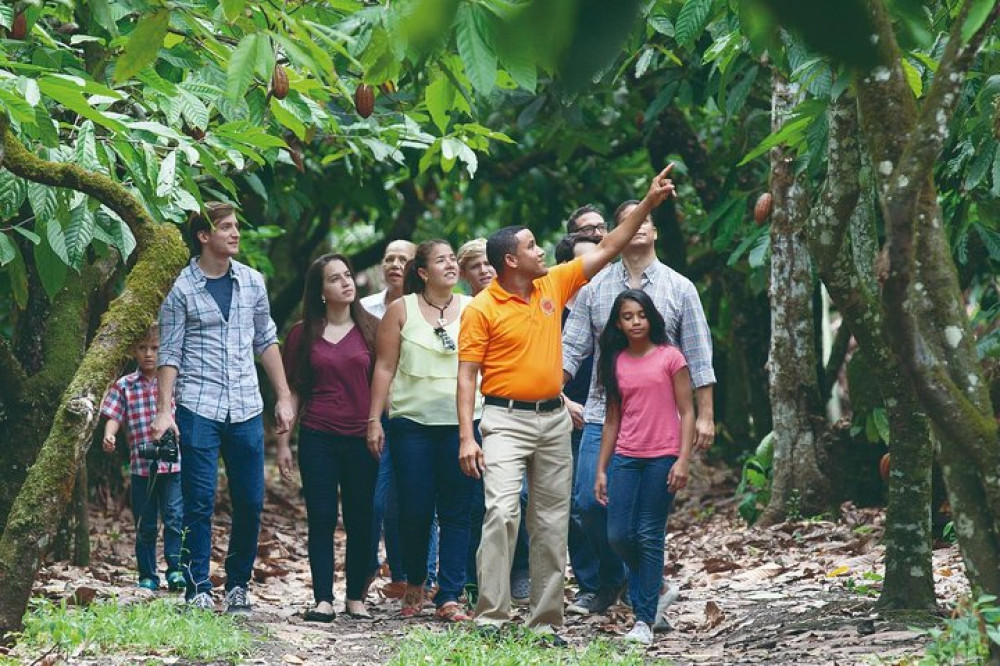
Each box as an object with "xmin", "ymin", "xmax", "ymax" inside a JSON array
[{"xmin": 138, "ymin": 429, "xmax": 179, "ymax": 463}]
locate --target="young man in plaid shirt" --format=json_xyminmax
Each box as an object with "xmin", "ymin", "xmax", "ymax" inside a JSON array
[{"xmin": 101, "ymin": 323, "xmax": 184, "ymax": 592}]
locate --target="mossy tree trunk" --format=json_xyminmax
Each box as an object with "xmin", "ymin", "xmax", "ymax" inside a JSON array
[
  {"xmin": 0, "ymin": 117, "xmax": 189, "ymax": 636},
  {"xmin": 759, "ymin": 72, "xmax": 833, "ymax": 525},
  {"xmin": 855, "ymin": 0, "xmax": 1000, "ymax": 627},
  {"xmin": 806, "ymin": 93, "xmax": 934, "ymax": 610}
]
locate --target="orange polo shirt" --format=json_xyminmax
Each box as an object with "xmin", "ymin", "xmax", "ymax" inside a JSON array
[{"xmin": 459, "ymin": 257, "xmax": 587, "ymax": 401}]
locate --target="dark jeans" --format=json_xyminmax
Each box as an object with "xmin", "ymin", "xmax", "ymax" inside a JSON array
[
  {"xmin": 568, "ymin": 427, "xmax": 600, "ymax": 593},
  {"xmin": 176, "ymin": 405, "xmax": 264, "ymax": 598},
  {"xmin": 387, "ymin": 417, "xmax": 473, "ymax": 606},
  {"xmin": 606, "ymin": 454, "xmax": 676, "ymax": 624},
  {"xmin": 131, "ymin": 471, "xmax": 183, "ymax": 584},
  {"xmin": 466, "ymin": 423, "xmax": 528, "ymax": 586},
  {"xmin": 575, "ymin": 423, "xmax": 626, "ymax": 589},
  {"xmin": 298, "ymin": 427, "xmax": 378, "ymax": 602},
  {"xmin": 372, "ymin": 439, "xmax": 439, "ymax": 585}
]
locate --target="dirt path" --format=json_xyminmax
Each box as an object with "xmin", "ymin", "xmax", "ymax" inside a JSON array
[{"xmin": 32, "ymin": 460, "xmax": 965, "ymax": 665}]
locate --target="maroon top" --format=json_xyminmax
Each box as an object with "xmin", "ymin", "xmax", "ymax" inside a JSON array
[{"xmin": 283, "ymin": 323, "xmax": 373, "ymax": 437}]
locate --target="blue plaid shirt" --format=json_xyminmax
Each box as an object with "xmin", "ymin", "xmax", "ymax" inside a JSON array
[
  {"xmin": 562, "ymin": 260, "xmax": 716, "ymax": 424},
  {"xmin": 158, "ymin": 258, "xmax": 278, "ymax": 423}
]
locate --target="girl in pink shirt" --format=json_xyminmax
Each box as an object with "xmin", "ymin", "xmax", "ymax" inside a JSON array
[{"xmin": 594, "ymin": 289, "xmax": 695, "ymax": 645}]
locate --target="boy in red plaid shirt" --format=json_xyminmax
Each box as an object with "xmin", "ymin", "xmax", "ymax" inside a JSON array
[{"xmin": 101, "ymin": 324, "xmax": 183, "ymax": 592}]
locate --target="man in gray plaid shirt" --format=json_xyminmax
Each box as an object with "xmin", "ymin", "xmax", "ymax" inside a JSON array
[
  {"xmin": 152, "ymin": 202, "xmax": 294, "ymax": 613},
  {"xmin": 562, "ymin": 199, "xmax": 716, "ymax": 619}
]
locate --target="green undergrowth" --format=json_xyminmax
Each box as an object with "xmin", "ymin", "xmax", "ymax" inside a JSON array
[
  {"xmin": 12, "ymin": 597, "xmax": 254, "ymax": 662},
  {"xmin": 389, "ymin": 625, "xmax": 669, "ymax": 665}
]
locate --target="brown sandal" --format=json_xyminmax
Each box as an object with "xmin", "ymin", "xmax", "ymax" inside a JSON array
[
  {"xmin": 400, "ymin": 584, "xmax": 425, "ymax": 618},
  {"xmin": 434, "ymin": 601, "xmax": 473, "ymax": 623}
]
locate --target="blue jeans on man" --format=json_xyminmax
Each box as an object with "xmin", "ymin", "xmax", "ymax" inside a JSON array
[
  {"xmin": 568, "ymin": 427, "xmax": 600, "ymax": 594},
  {"xmin": 606, "ymin": 454, "xmax": 676, "ymax": 625},
  {"xmin": 176, "ymin": 405, "xmax": 264, "ymax": 599},
  {"xmin": 574, "ymin": 423, "xmax": 626, "ymax": 590},
  {"xmin": 131, "ymin": 471, "xmax": 183, "ymax": 586}
]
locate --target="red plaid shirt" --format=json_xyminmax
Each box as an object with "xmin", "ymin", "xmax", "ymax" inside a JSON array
[{"xmin": 100, "ymin": 371, "xmax": 179, "ymax": 476}]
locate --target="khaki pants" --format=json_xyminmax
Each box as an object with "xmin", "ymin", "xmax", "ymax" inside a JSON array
[{"xmin": 475, "ymin": 403, "xmax": 573, "ymax": 629}]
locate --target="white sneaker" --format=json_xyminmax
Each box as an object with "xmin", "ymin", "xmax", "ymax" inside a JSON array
[
  {"xmin": 624, "ymin": 620, "xmax": 653, "ymax": 646},
  {"xmin": 652, "ymin": 578, "xmax": 679, "ymax": 633},
  {"xmin": 186, "ymin": 592, "xmax": 214, "ymax": 611}
]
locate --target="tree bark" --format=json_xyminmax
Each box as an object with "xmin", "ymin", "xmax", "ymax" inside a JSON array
[
  {"xmin": 759, "ymin": 72, "xmax": 832, "ymax": 525},
  {"xmin": 854, "ymin": 2, "xmax": 1000, "ymax": 618},
  {"xmin": 806, "ymin": 92, "xmax": 934, "ymax": 610},
  {"xmin": 0, "ymin": 117, "xmax": 189, "ymax": 636}
]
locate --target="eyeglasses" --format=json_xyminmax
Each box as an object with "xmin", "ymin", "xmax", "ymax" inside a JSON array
[
  {"xmin": 434, "ymin": 326, "xmax": 456, "ymax": 352},
  {"xmin": 574, "ymin": 223, "xmax": 607, "ymax": 235}
]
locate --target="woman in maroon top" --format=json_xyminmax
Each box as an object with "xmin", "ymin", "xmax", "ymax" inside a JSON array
[{"xmin": 277, "ymin": 253, "xmax": 380, "ymax": 621}]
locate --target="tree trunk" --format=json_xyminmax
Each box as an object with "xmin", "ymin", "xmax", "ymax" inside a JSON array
[
  {"xmin": 0, "ymin": 119, "xmax": 190, "ymax": 636},
  {"xmin": 805, "ymin": 92, "xmax": 935, "ymax": 609},
  {"xmin": 853, "ymin": 1, "xmax": 1000, "ymax": 642},
  {"xmin": 759, "ymin": 72, "xmax": 832, "ymax": 525},
  {"xmin": 72, "ymin": 466, "xmax": 90, "ymax": 567}
]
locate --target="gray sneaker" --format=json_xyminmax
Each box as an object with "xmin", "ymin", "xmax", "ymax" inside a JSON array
[
  {"xmin": 566, "ymin": 591, "xmax": 596, "ymax": 615},
  {"xmin": 624, "ymin": 620, "xmax": 653, "ymax": 646},
  {"xmin": 187, "ymin": 592, "xmax": 214, "ymax": 611},
  {"xmin": 510, "ymin": 570, "xmax": 531, "ymax": 606},
  {"xmin": 224, "ymin": 585, "xmax": 251, "ymax": 614},
  {"xmin": 652, "ymin": 578, "xmax": 679, "ymax": 633},
  {"xmin": 589, "ymin": 582, "xmax": 625, "ymax": 614}
]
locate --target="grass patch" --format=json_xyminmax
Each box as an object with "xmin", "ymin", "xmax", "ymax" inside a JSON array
[
  {"xmin": 389, "ymin": 625, "xmax": 667, "ymax": 665},
  {"xmin": 12, "ymin": 597, "xmax": 254, "ymax": 662}
]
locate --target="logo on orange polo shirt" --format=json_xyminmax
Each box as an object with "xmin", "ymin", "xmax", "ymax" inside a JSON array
[{"xmin": 540, "ymin": 297, "xmax": 556, "ymax": 316}]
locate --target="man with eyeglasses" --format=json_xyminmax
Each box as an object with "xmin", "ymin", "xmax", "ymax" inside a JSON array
[
  {"xmin": 566, "ymin": 204, "xmax": 608, "ymax": 240},
  {"xmin": 457, "ymin": 166, "xmax": 676, "ymax": 642}
]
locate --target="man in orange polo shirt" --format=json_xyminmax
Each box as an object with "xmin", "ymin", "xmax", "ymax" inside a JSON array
[{"xmin": 458, "ymin": 165, "xmax": 676, "ymax": 638}]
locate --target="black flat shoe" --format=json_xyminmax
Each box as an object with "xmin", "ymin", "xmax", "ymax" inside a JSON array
[{"xmin": 303, "ymin": 608, "xmax": 335, "ymax": 623}]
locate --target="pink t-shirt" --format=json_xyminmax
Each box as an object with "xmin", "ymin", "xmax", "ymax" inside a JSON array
[{"xmin": 614, "ymin": 344, "xmax": 687, "ymax": 458}]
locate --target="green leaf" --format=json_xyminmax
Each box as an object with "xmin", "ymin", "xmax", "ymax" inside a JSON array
[
  {"xmin": 0, "ymin": 87, "xmax": 37, "ymax": 124},
  {"xmin": 976, "ymin": 223, "xmax": 1000, "ymax": 263},
  {"xmin": 45, "ymin": 217, "xmax": 70, "ymax": 266},
  {"xmin": 456, "ymin": 4, "xmax": 497, "ymax": 95},
  {"xmin": 965, "ymin": 143, "xmax": 992, "ymax": 190},
  {"xmin": 962, "ymin": 0, "xmax": 998, "ymax": 43},
  {"xmin": 27, "ymin": 182, "xmax": 58, "ymax": 222},
  {"xmin": 748, "ymin": 233, "xmax": 770, "ymax": 268},
  {"xmin": 38, "ymin": 77, "xmax": 126, "ymax": 133},
  {"xmin": 0, "ymin": 171, "xmax": 27, "ymax": 219},
  {"xmin": 155, "ymin": 151, "xmax": 177, "ymax": 198},
  {"xmin": 270, "ymin": 98, "xmax": 307, "ymax": 141},
  {"xmin": 115, "ymin": 10, "xmax": 171, "ymax": 83},
  {"xmin": 13, "ymin": 226, "xmax": 40, "ymax": 245},
  {"xmin": 177, "ymin": 90, "xmax": 210, "ymax": 130},
  {"xmin": 900, "ymin": 58, "xmax": 922, "ymax": 98},
  {"xmin": 98, "ymin": 207, "xmax": 136, "ymax": 260},
  {"xmin": 675, "ymin": 0, "xmax": 714, "ymax": 48},
  {"xmin": 635, "ymin": 47, "xmax": 654, "ymax": 78},
  {"xmin": 222, "ymin": 0, "xmax": 246, "ymax": 21},
  {"xmin": 0, "ymin": 5, "xmax": 12, "ymax": 30},
  {"xmin": 738, "ymin": 115, "xmax": 813, "ymax": 166},
  {"xmin": 425, "ymin": 75, "xmax": 455, "ymax": 135},
  {"xmin": 0, "ymin": 234, "xmax": 15, "ymax": 266},
  {"xmin": 227, "ymin": 33, "xmax": 262, "ymax": 100},
  {"xmin": 872, "ymin": 408, "xmax": 890, "ymax": 445},
  {"xmin": 65, "ymin": 205, "xmax": 95, "ymax": 268},
  {"xmin": 35, "ymin": 225, "xmax": 68, "ymax": 299}
]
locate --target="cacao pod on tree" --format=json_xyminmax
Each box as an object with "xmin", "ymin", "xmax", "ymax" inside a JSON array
[
  {"xmin": 10, "ymin": 13, "xmax": 27, "ymax": 40},
  {"xmin": 879, "ymin": 453, "xmax": 890, "ymax": 482},
  {"xmin": 355, "ymin": 84, "xmax": 375, "ymax": 118},
  {"xmin": 754, "ymin": 192, "xmax": 773, "ymax": 225},
  {"xmin": 379, "ymin": 81, "xmax": 396, "ymax": 96},
  {"xmin": 271, "ymin": 65, "xmax": 289, "ymax": 100}
]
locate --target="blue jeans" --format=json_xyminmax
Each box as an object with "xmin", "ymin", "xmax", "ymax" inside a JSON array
[
  {"xmin": 387, "ymin": 418, "xmax": 472, "ymax": 606},
  {"xmin": 298, "ymin": 427, "xmax": 378, "ymax": 602},
  {"xmin": 372, "ymin": 438, "xmax": 439, "ymax": 585},
  {"xmin": 574, "ymin": 423, "xmax": 625, "ymax": 589},
  {"xmin": 131, "ymin": 471, "xmax": 183, "ymax": 584},
  {"xmin": 176, "ymin": 405, "xmax": 264, "ymax": 598},
  {"xmin": 606, "ymin": 454, "xmax": 676, "ymax": 624},
  {"xmin": 568, "ymin": 427, "xmax": 600, "ymax": 594}
]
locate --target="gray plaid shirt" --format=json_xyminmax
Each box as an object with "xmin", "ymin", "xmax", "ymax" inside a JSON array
[
  {"xmin": 158, "ymin": 258, "xmax": 278, "ymax": 423},
  {"xmin": 562, "ymin": 259, "xmax": 715, "ymax": 424}
]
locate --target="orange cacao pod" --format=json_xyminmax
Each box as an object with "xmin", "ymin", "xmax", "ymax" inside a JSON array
[
  {"xmin": 379, "ymin": 81, "xmax": 396, "ymax": 96},
  {"xmin": 355, "ymin": 84, "xmax": 375, "ymax": 118},
  {"xmin": 879, "ymin": 453, "xmax": 890, "ymax": 482},
  {"xmin": 754, "ymin": 192, "xmax": 773, "ymax": 225},
  {"xmin": 271, "ymin": 65, "xmax": 289, "ymax": 100},
  {"xmin": 10, "ymin": 13, "xmax": 27, "ymax": 40}
]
